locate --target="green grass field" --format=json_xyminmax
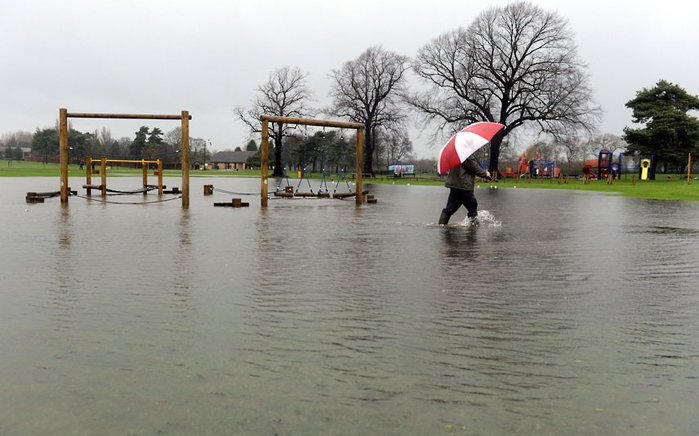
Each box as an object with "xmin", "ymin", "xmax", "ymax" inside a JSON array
[{"xmin": 3, "ymin": 159, "xmax": 698, "ymax": 201}]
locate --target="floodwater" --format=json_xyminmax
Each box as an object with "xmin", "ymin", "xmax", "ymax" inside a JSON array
[{"xmin": 2, "ymin": 176, "xmax": 699, "ymax": 435}]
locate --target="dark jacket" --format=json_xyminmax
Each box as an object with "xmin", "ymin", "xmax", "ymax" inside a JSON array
[{"xmin": 445, "ymin": 155, "xmax": 488, "ymax": 191}]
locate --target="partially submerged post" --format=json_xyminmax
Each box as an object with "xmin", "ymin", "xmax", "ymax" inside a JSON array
[
  {"xmin": 59, "ymin": 109, "xmax": 68, "ymax": 202},
  {"xmin": 259, "ymin": 115, "xmax": 365, "ymax": 207}
]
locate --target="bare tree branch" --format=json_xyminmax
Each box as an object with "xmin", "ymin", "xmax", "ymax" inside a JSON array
[
  {"xmin": 406, "ymin": 1, "xmax": 601, "ymax": 172},
  {"xmin": 234, "ymin": 66, "xmax": 315, "ymax": 177},
  {"xmin": 327, "ymin": 46, "xmax": 409, "ymax": 173}
]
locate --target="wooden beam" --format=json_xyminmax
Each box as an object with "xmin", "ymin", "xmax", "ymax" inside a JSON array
[
  {"xmin": 101, "ymin": 157, "xmax": 107, "ymax": 196},
  {"xmin": 260, "ymin": 115, "xmax": 363, "ymax": 130},
  {"xmin": 67, "ymin": 112, "xmax": 192, "ymax": 120},
  {"xmin": 356, "ymin": 127, "xmax": 364, "ymax": 205},
  {"xmin": 261, "ymin": 118, "xmax": 269, "ymax": 207},
  {"xmin": 158, "ymin": 159, "xmax": 163, "ymax": 195},
  {"xmin": 59, "ymin": 108, "xmax": 69, "ymax": 203},
  {"xmin": 181, "ymin": 111, "xmax": 190, "ymax": 208},
  {"xmin": 86, "ymin": 157, "xmax": 92, "ymax": 196}
]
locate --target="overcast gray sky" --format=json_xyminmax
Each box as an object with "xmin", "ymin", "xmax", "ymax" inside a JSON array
[{"xmin": 1, "ymin": 0, "xmax": 696, "ymax": 159}]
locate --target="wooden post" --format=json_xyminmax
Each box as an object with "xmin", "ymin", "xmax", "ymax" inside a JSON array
[
  {"xmin": 356, "ymin": 127, "xmax": 364, "ymax": 205},
  {"xmin": 101, "ymin": 157, "xmax": 107, "ymax": 196},
  {"xmin": 157, "ymin": 159, "xmax": 163, "ymax": 195},
  {"xmin": 86, "ymin": 156, "xmax": 92, "ymax": 196},
  {"xmin": 59, "ymin": 108, "xmax": 69, "ymax": 203},
  {"xmin": 260, "ymin": 118, "xmax": 269, "ymax": 207},
  {"xmin": 688, "ymin": 153, "xmax": 692, "ymax": 184},
  {"xmin": 142, "ymin": 159, "xmax": 148, "ymax": 194},
  {"xmin": 181, "ymin": 111, "xmax": 190, "ymax": 208}
]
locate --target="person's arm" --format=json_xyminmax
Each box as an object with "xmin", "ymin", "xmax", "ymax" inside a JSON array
[{"xmin": 463, "ymin": 155, "xmax": 490, "ymax": 179}]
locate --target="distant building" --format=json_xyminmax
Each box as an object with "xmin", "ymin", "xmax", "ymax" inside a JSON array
[{"xmin": 210, "ymin": 150, "xmax": 257, "ymax": 170}]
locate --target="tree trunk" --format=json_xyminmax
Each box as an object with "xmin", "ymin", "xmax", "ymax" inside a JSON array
[
  {"xmin": 273, "ymin": 125, "xmax": 283, "ymax": 178},
  {"xmin": 363, "ymin": 124, "xmax": 374, "ymax": 174},
  {"xmin": 649, "ymin": 157, "xmax": 658, "ymax": 180},
  {"xmin": 488, "ymin": 134, "xmax": 505, "ymax": 175}
]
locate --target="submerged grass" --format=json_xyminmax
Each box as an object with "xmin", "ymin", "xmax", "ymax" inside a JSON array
[
  {"xmin": 3, "ymin": 159, "xmax": 698, "ymax": 201},
  {"xmin": 488, "ymin": 176, "xmax": 699, "ymax": 201}
]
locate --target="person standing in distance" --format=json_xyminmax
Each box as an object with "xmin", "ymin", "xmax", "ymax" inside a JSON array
[{"xmin": 438, "ymin": 154, "xmax": 491, "ymax": 226}]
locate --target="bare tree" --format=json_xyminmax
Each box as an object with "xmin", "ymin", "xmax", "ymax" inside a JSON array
[
  {"xmin": 408, "ymin": 1, "xmax": 601, "ymax": 173},
  {"xmin": 234, "ymin": 66, "xmax": 314, "ymax": 177},
  {"xmin": 586, "ymin": 133, "xmax": 626, "ymax": 157},
  {"xmin": 377, "ymin": 129, "xmax": 413, "ymax": 168},
  {"xmin": 116, "ymin": 137, "xmax": 131, "ymax": 156},
  {"xmin": 328, "ymin": 46, "xmax": 409, "ymax": 174}
]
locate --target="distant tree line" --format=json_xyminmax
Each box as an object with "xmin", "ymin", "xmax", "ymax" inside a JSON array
[{"xmin": 4, "ymin": 124, "xmax": 220, "ymax": 169}]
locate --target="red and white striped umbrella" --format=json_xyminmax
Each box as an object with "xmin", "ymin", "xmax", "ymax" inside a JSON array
[{"xmin": 437, "ymin": 122, "xmax": 505, "ymax": 175}]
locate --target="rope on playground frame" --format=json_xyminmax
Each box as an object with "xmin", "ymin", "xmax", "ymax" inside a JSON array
[
  {"xmin": 102, "ymin": 186, "xmax": 159, "ymax": 195},
  {"xmin": 70, "ymin": 192, "xmax": 183, "ymax": 205}
]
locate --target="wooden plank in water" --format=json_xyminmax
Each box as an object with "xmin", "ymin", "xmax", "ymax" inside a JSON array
[
  {"xmin": 26, "ymin": 191, "xmax": 61, "ymax": 198},
  {"xmin": 332, "ymin": 192, "xmax": 356, "ymax": 198},
  {"xmin": 214, "ymin": 198, "xmax": 249, "ymax": 207}
]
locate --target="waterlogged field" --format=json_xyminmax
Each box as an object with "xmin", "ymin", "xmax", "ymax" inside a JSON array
[
  {"xmin": 2, "ymin": 176, "xmax": 699, "ymax": 435},
  {"xmin": 3, "ymin": 159, "xmax": 699, "ymax": 201}
]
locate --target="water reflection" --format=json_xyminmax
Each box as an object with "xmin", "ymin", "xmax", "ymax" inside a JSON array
[
  {"xmin": 2, "ymin": 179, "xmax": 699, "ymax": 435},
  {"xmin": 172, "ymin": 209, "xmax": 193, "ymax": 294}
]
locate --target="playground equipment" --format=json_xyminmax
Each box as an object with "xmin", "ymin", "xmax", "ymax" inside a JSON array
[
  {"xmin": 639, "ymin": 155, "xmax": 653, "ymax": 180},
  {"xmin": 275, "ymin": 134, "xmax": 293, "ymax": 193},
  {"xmin": 81, "ymin": 157, "xmax": 166, "ymax": 196},
  {"xmin": 318, "ymin": 129, "xmax": 330, "ymax": 194},
  {"xmin": 58, "ymin": 109, "xmax": 192, "ymax": 207},
  {"xmin": 271, "ymin": 128, "xmax": 350, "ymax": 199},
  {"xmin": 583, "ymin": 148, "xmax": 623, "ymax": 180},
  {"xmin": 333, "ymin": 134, "xmax": 353, "ymax": 195},
  {"xmin": 529, "ymin": 157, "xmax": 558, "ymax": 178},
  {"xmin": 295, "ymin": 126, "xmax": 315, "ymax": 196},
  {"xmin": 260, "ymin": 115, "xmax": 365, "ymax": 207},
  {"xmin": 500, "ymin": 152, "xmax": 528, "ymax": 179}
]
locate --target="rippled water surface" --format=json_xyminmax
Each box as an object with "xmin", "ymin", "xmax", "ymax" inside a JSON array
[{"xmin": 2, "ymin": 177, "xmax": 699, "ymax": 435}]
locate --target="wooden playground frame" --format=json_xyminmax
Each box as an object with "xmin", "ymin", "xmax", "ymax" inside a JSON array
[
  {"xmin": 59, "ymin": 108, "xmax": 192, "ymax": 207},
  {"xmin": 83, "ymin": 157, "xmax": 164, "ymax": 196},
  {"xmin": 259, "ymin": 115, "xmax": 365, "ymax": 207}
]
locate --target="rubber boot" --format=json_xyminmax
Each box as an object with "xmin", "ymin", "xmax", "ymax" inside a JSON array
[
  {"xmin": 469, "ymin": 216, "xmax": 480, "ymax": 227},
  {"xmin": 438, "ymin": 211, "xmax": 450, "ymax": 225}
]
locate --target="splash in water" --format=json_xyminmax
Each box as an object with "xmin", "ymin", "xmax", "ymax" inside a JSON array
[
  {"xmin": 453, "ymin": 210, "xmax": 501, "ymax": 228},
  {"xmin": 428, "ymin": 210, "xmax": 501, "ymax": 228}
]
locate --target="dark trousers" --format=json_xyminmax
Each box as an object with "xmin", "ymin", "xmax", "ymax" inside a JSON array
[{"xmin": 442, "ymin": 188, "xmax": 478, "ymax": 219}]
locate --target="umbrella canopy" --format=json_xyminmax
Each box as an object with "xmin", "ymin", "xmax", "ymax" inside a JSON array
[{"xmin": 437, "ymin": 122, "xmax": 505, "ymax": 175}]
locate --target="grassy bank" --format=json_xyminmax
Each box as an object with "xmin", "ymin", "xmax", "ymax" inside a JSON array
[
  {"xmin": 3, "ymin": 159, "xmax": 698, "ymax": 201},
  {"xmin": 484, "ymin": 175, "xmax": 699, "ymax": 201},
  {"xmin": 0, "ymin": 160, "xmax": 258, "ymax": 178}
]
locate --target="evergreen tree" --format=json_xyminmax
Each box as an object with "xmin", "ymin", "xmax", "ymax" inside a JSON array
[
  {"xmin": 148, "ymin": 127, "xmax": 163, "ymax": 144},
  {"xmin": 130, "ymin": 126, "xmax": 149, "ymax": 156},
  {"xmin": 624, "ymin": 80, "xmax": 699, "ymax": 177}
]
